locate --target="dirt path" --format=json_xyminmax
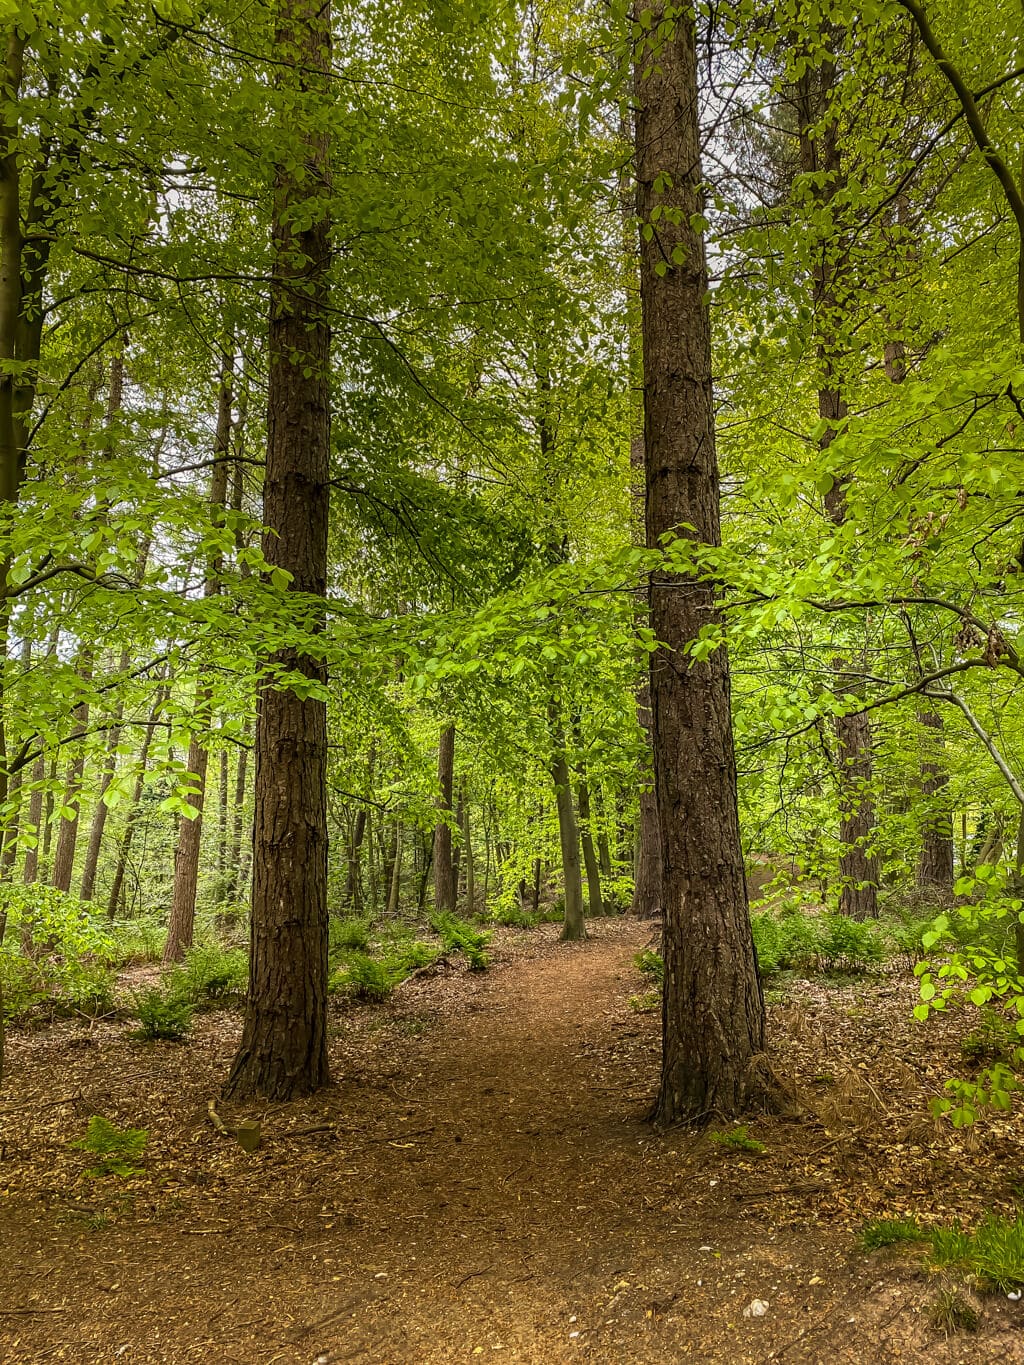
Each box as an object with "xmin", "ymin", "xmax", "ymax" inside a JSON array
[{"xmin": 2, "ymin": 919, "xmax": 1024, "ymax": 1363}]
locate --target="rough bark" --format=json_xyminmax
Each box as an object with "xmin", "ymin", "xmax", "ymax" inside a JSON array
[
  {"xmin": 636, "ymin": 3, "xmax": 773, "ymax": 1122},
  {"xmin": 433, "ymin": 724, "xmax": 456, "ymax": 914},
  {"xmin": 224, "ymin": 0, "xmax": 331, "ymax": 1102}
]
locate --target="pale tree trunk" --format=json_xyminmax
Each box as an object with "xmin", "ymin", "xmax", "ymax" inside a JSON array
[
  {"xmin": 226, "ymin": 0, "xmax": 332, "ymax": 1100},
  {"xmin": 107, "ymin": 680, "xmax": 168, "ymax": 918},
  {"xmin": 462, "ymin": 798, "xmax": 475, "ymax": 914},
  {"xmin": 225, "ymin": 740, "xmax": 249, "ymax": 901},
  {"xmin": 433, "ymin": 724, "xmax": 456, "ymax": 913},
  {"xmin": 164, "ymin": 349, "xmax": 233, "ymax": 964},
  {"xmin": 51, "ymin": 655, "xmax": 93, "ymax": 894},
  {"xmin": 387, "ymin": 822, "xmax": 402, "ymax": 916},
  {"xmin": 636, "ymin": 3, "xmax": 775, "ymax": 1121},
  {"xmin": 21, "ymin": 750, "xmax": 43, "ymax": 884},
  {"xmin": 576, "ymin": 776, "xmax": 604, "ymax": 917},
  {"xmin": 550, "ymin": 734, "xmax": 585, "ymax": 941}
]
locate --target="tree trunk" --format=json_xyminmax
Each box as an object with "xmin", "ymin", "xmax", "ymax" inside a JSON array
[
  {"xmin": 551, "ymin": 745, "xmax": 585, "ymax": 941},
  {"xmin": 107, "ymin": 681, "xmax": 167, "ymax": 918},
  {"xmin": 595, "ymin": 786, "xmax": 612, "ymax": 878},
  {"xmin": 223, "ymin": 738, "xmax": 249, "ymax": 898},
  {"xmin": 51, "ymin": 658, "xmax": 92, "ymax": 894},
  {"xmin": 387, "ymin": 822, "xmax": 402, "ymax": 917},
  {"xmin": 636, "ymin": 3, "xmax": 774, "ymax": 1122},
  {"xmin": 794, "ymin": 52, "xmax": 879, "ymax": 919},
  {"xmin": 433, "ymin": 724, "xmax": 456, "ymax": 913},
  {"xmin": 164, "ymin": 350, "xmax": 233, "ymax": 964},
  {"xmin": 462, "ymin": 798, "xmax": 475, "ymax": 914},
  {"xmin": 631, "ymin": 679, "xmax": 663, "ymax": 917},
  {"xmin": 577, "ymin": 777, "xmax": 604, "ymax": 917},
  {"xmin": 225, "ymin": 0, "xmax": 331, "ymax": 1102},
  {"xmin": 21, "ymin": 751, "xmax": 44, "ymax": 884},
  {"xmin": 916, "ymin": 707, "xmax": 955, "ymax": 893}
]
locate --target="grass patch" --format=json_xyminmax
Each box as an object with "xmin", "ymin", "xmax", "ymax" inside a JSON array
[
  {"xmin": 859, "ymin": 1217, "xmax": 928, "ymax": 1251},
  {"xmin": 929, "ymin": 1287, "xmax": 980, "ymax": 1334},
  {"xmin": 929, "ymin": 1213, "xmax": 1024, "ymax": 1293}
]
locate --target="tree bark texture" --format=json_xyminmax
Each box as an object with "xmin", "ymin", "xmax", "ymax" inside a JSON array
[
  {"xmin": 225, "ymin": 0, "xmax": 331, "ymax": 1101},
  {"xmin": 636, "ymin": 3, "xmax": 772, "ymax": 1122}
]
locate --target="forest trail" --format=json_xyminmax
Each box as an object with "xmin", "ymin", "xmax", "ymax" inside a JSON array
[{"xmin": 2, "ymin": 919, "xmax": 1024, "ymax": 1364}]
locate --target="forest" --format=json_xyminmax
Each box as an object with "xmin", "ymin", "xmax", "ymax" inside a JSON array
[{"xmin": 1, "ymin": 0, "xmax": 1024, "ymax": 1359}]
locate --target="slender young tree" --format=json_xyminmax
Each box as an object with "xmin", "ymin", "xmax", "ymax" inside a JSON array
[{"xmin": 635, "ymin": 1, "xmax": 775, "ymax": 1121}]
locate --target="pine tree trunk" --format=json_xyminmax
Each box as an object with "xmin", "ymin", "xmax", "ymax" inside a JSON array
[
  {"xmin": 636, "ymin": 3, "xmax": 774, "ymax": 1122},
  {"xmin": 226, "ymin": 741, "xmax": 249, "ymax": 901},
  {"xmin": 433, "ymin": 724, "xmax": 456, "ymax": 913},
  {"xmin": 225, "ymin": 0, "xmax": 331, "ymax": 1100}
]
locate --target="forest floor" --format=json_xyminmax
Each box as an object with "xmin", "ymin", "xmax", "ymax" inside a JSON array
[{"xmin": 2, "ymin": 917, "xmax": 1024, "ymax": 1364}]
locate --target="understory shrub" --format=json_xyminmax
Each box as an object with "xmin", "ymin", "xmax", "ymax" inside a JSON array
[
  {"xmin": 329, "ymin": 916, "xmax": 371, "ymax": 958},
  {"xmin": 167, "ymin": 943, "xmax": 248, "ymax": 1003},
  {"xmin": 430, "ymin": 912, "xmax": 490, "ymax": 970},
  {"xmin": 132, "ymin": 986, "xmax": 193, "ymax": 1041},
  {"xmin": 634, "ymin": 947, "xmax": 664, "ymax": 986}
]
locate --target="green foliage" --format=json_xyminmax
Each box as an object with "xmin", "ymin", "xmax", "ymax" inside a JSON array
[
  {"xmin": 817, "ymin": 914, "xmax": 887, "ymax": 974},
  {"xmin": 488, "ymin": 902, "xmax": 538, "ymax": 928},
  {"xmin": 73, "ymin": 1116, "xmax": 148, "ymax": 1179},
  {"xmin": 859, "ymin": 1217, "xmax": 928, "ymax": 1251},
  {"xmin": 710, "ymin": 1125, "xmax": 765, "ymax": 1155},
  {"xmin": 928, "ymin": 1214, "xmax": 1024, "ymax": 1293},
  {"xmin": 628, "ymin": 989, "xmax": 660, "ymax": 1013},
  {"xmin": 329, "ymin": 916, "xmax": 372, "ymax": 957},
  {"xmin": 430, "ymin": 912, "xmax": 490, "ymax": 970},
  {"xmin": 928, "ymin": 1288, "xmax": 980, "ymax": 1335},
  {"xmin": 110, "ymin": 918, "xmax": 167, "ymax": 965},
  {"xmin": 596, "ymin": 875, "xmax": 634, "ymax": 915},
  {"xmin": 633, "ymin": 947, "xmax": 664, "ymax": 985},
  {"xmin": 131, "ymin": 987, "xmax": 193, "ymax": 1042},
  {"xmin": 960, "ymin": 1007, "xmax": 1021, "ymax": 1065},
  {"xmin": 167, "ymin": 943, "xmax": 248, "ymax": 1004},
  {"xmin": 333, "ymin": 952, "xmax": 401, "ymax": 1002}
]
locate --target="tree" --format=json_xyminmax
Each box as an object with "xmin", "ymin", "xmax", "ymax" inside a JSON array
[
  {"xmin": 225, "ymin": 0, "xmax": 332, "ymax": 1102},
  {"xmin": 634, "ymin": 0, "xmax": 775, "ymax": 1122}
]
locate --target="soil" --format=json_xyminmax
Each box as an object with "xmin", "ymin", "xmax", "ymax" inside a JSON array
[{"xmin": 2, "ymin": 917, "xmax": 1024, "ymax": 1364}]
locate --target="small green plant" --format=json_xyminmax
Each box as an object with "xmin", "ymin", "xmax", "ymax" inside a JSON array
[
  {"xmin": 332, "ymin": 953, "xmax": 401, "ymax": 1001},
  {"xmin": 929, "ymin": 1287, "xmax": 980, "ymax": 1334},
  {"xmin": 489, "ymin": 903, "xmax": 537, "ymax": 929},
  {"xmin": 928, "ymin": 1213, "xmax": 1024, "ymax": 1292},
  {"xmin": 959, "ymin": 1007, "xmax": 1021, "ymax": 1065},
  {"xmin": 633, "ymin": 948, "xmax": 664, "ymax": 985},
  {"xmin": 73, "ymin": 1115, "xmax": 148, "ymax": 1178},
  {"xmin": 628, "ymin": 989, "xmax": 660, "ymax": 1013},
  {"xmin": 329, "ymin": 916, "xmax": 371, "ymax": 957},
  {"xmin": 710, "ymin": 1124, "xmax": 765, "ymax": 1155},
  {"xmin": 817, "ymin": 914, "xmax": 887, "ymax": 974},
  {"xmin": 131, "ymin": 987, "xmax": 193, "ymax": 1042},
  {"xmin": 430, "ymin": 912, "xmax": 490, "ymax": 970},
  {"xmin": 167, "ymin": 943, "xmax": 247, "ymax": 1003},
  {"xmin": 111, "ymin": 917, "xmax": 166, "ymax": 965},
  {"xmin": 859, "ymin": 1217, "xmax": 928, "ymax": 1251}
]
